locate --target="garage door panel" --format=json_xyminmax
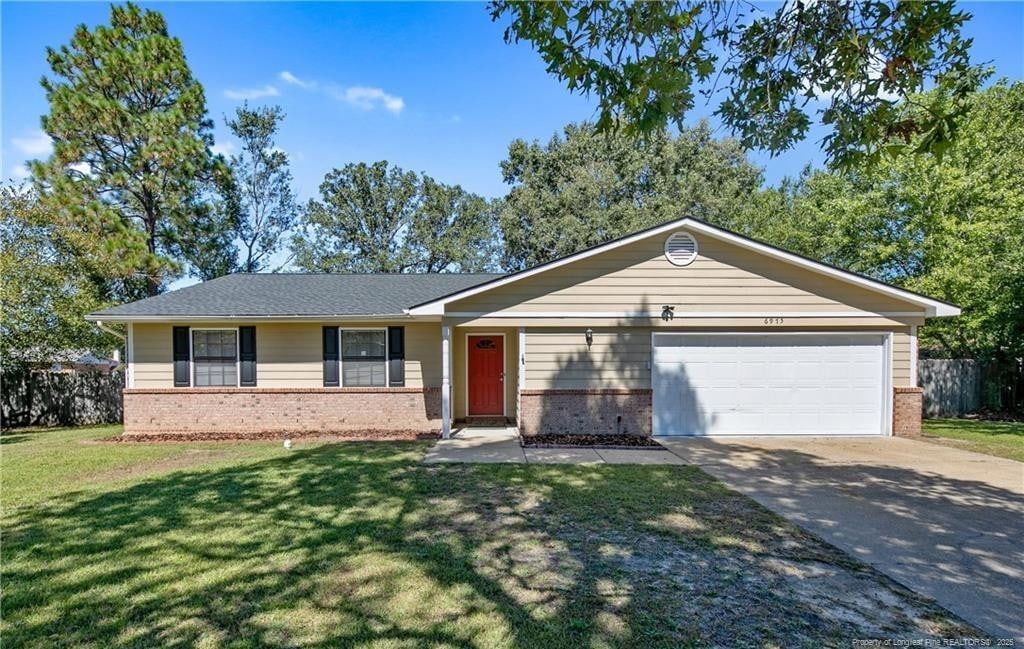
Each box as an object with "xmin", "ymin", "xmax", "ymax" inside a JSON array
[{"xmin": 653, "ymin": 334, "xmax": 886, "ymax": 436}]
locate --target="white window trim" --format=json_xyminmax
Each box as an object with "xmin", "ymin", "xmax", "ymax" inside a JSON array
[
  {"xmin": 189, "ymin": 327, "xmax": 240, "ymax": 388},
  {"xmin": 338, "ymin": 327, "xmax": 389, "ymax": 388},
  {"xmin": 465, "ymin": 332, "xmax": 507, "ymax": 418}
]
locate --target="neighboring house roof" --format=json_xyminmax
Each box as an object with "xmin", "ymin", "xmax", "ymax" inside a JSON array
[
  {"xmin": 6, "ymin": 347, "xmax": 117, "ymax": 365},
  {"xmin": 407, "ymin": 217, "xmax": 961, "ymax": 317},
  {"xmin": 86, "ymin": 273, "xmax": 504, "ymax": 320}
]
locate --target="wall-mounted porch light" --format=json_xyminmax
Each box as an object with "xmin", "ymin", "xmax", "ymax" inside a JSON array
[{"xmin": 585, "ymin": 328, "xmax": 594, "ymax": 349}]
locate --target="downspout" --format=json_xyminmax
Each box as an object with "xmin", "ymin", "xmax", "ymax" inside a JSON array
[
  {"xmin": 95, "ymin": 320, "xmax": 125, "ymax": 364},
  {"xmin": 95, "ymin": 320, "xmax": 125, "ymax": 341}
]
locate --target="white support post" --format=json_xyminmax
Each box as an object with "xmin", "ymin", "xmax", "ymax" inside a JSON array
[
  {"xmin": 910, "ymin": 325, "xmax": 919, "ymax": 387},
  {"xmin": 441, "ymin": 324, "xmax": 452, "ymax": 439},
  {"xmin": 126, "ymin": 322, "xmax": 135, "ymax": 388},
  {"xmin": 517, "ymin": 327, "xmax": 526, "ymax": 432}
]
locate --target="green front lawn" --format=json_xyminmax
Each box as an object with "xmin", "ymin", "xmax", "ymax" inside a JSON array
[
  {"xmin": 921, "ymin": 418, "xmax": 1024, "ymax": 462},
  {"xmin": 2, "ymin": 426, "xmax": 974, "ymax": 647}
]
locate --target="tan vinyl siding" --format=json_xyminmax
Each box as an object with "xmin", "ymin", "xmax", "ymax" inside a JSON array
[
  {"xmin": 892, "ymin": 328, "xmax": 912, "ymax": 387},
  {"xmin": 524, "ymin": 327, "xmax": 911, "ymax": 390},
  {"xmin": 524, "ymin": 329, "xmax": 651, "ymax": 390},
  {"xmin": 256, "ymin": 323, "xmax": 321, "ymax": 386},
  {"xmin": 404, "ymin": 323, "xmax": 442, "ymax": 388},
  {"xmin": 131, "ymin": 321, "xmax": 441, "ymax": 389},
  {"xmin": 450, "ymin": 230, "xmax": 925, "ymax": 319},
  {"xmin": 133, "ymin": 323, "xmax": 174, "ymax": 387}
]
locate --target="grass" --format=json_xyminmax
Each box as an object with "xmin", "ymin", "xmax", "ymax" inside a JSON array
[
  {"xmin": 921, "ymin": 418, "xmax": 1024, "ymax": 462},
  {"xmin": 1, "ymin": 426, "xmax": 976, "ymax": 647}
]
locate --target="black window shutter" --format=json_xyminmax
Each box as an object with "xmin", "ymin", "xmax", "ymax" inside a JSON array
[
  {"xmin": 388, "ymin": 326, "xmax": 405, "ymax": 387},
  {"xmin": 239, "ymin": 326, "xmax": 257, "ymax": 386},
  {"xmin": 323, "ymin": 326, "xmax": 339, "ymax": 387},
  {"xmin": 173, "ymin": 326, "xmax": 190, "ymax": 387}
]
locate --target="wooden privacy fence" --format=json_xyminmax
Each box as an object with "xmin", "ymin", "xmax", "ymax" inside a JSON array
[
  {"xmin": 1, "ymin": 370, "xmax": 124, "ymax": 429},
  {"xmin": 918, "ymin": 358, "xmax": 1023, "ymax": 418}
]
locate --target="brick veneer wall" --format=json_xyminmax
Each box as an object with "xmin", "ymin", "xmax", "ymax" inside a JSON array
[
  {"xmin": 892, "ymin": 387, "xmax": 923, "ymax": 437},
  {"xmin": 123, "ymin": 387, "xmax": 441, "ymax": 435},
  {"xmin": 519, "ymin": 389, "xmax": 652, "ymax": 436}
]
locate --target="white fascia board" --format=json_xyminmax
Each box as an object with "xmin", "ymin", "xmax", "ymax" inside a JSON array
[
  {"xmin": 682, "ymin": 220, "xmax": 960, "ymax": 317},
  {"xmin": 446, "ymin": 310, "xmax": 927, "ymax": 319},
  {"xmin": 84, "ymin": 313, "xmax": 440, "ymax": 323},
  {"xmin": 407, "ymin": 216, "xmax": 960, "ymax": 318}
]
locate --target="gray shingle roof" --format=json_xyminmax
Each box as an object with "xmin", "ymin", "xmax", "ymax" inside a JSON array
[{"xmin": 87, "ymin": 273, "xmax": 504, "ymax": 319}]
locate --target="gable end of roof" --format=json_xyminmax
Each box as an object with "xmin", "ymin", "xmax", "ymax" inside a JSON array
[{"xmin": 407, "ymin": 217, "xmax": 960, "ymax": 318}]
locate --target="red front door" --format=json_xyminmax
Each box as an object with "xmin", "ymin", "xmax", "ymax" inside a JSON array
[{"xmin": 468, "ymin": 335, "xmax": 504, "ymax": 416}]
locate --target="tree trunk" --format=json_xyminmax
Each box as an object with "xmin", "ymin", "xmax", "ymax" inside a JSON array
[{"xmin": 145, "ymin": 201, "xmax": 160, "ymax": 297}]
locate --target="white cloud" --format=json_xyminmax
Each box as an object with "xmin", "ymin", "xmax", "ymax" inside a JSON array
[
  {"xmin": 11, "ymin": 164, "xmax": 32, "ymax": 180},
  {"xmin": 803, "ymin": 52, "xmax": 901, "ymax": 103},
  {"xmin": 341, "ymin": 86, "xmax": 405, "ymax": 115},
  {"xmin": 279, "ymin": 70, "xmax": 316, "ymax": 90},
  {"xmin": 68, "ymin": 161, "xmax": 91, "ymax": 176},
  {"xmin": 212, "ymin": 142, "xmax": 236, "ymax": 156},
  {"xmin": 223, "ymin": 85, "xmax": 280, "ymax": 101},
  {"xmin": 12, "ymin": 130, "xmax": 53, "ymax": 157},
  {"xmin": 231, "ymin": 72, "xmax": 407, "ymax": 116}
]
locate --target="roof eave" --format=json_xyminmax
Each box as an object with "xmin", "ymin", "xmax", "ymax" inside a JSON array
[
  {"xmin": 85, "ymin": 313, "xmax": 438, "ymax": 323},
  {"xmin": 930, "ymin": 304, "xmax": 962, "ymax": 317}
]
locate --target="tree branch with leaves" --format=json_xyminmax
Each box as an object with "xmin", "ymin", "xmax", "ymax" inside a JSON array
[
  {"xmin": 490, "ymin": 0, "xmax": 986, "ymax": 168},
  {"xmin": 224, "ymin": 104, "xmax": 298, "ymax": 273}
]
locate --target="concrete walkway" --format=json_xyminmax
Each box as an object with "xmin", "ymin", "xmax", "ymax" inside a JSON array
[
  {"xmin": 657, "ymin": 436, "xmax": 1024, "ymax": 641},
  {"xmin": 422, "ymin": 427, "xmax": 685, "ymax": 465}
]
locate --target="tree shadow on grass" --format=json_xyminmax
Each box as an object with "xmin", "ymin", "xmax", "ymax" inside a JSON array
[{"xmin": 2, "ymin": 442, "xmax": 979, "ymax": 648}]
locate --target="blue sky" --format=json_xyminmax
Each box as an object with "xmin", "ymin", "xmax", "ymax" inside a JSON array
[{"xmin": 3, "ymin": 1, "xmax": 1023, "ymax": 202}]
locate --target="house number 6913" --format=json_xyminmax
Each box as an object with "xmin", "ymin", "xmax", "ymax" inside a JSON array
[{"xmin": 763, "ymin": 317, "xmax": 784, "ymax": 325}]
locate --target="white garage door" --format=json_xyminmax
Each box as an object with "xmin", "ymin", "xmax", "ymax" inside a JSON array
[{"xmin": 653, "ymin": 333, "xmax": 888, "ymax": 436}]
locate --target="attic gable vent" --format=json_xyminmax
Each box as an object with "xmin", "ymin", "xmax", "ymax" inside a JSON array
[{"xmin": 664, "ymin": 231, "xmax": 698, "ymax": 266}]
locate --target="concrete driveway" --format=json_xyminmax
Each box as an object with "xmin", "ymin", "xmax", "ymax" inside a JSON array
[{"xmin": 658, "ymin": 436, "xmax": 1024, "ymax": 641}]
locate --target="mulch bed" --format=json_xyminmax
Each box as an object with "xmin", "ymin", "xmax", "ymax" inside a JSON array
[
  {"xmin": 96, "ymin": 430, "xmax": 439, "ymax": 443},
  {"xmin": 520, "ymin": 433, "xmax": 665, "ymax": 449}
]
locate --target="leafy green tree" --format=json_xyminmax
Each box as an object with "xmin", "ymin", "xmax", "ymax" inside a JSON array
[
  {"xmin": 293, "ymin": 162, "xmax": 498, "ymax": 273},
  {"xmin": 294, "ymin": 162, "xmax": 419, "ymax": 273},
  {"xmin": 31, "ymin": 2, "xmax": 233, "ymax": 298},
  {"xmin": 413, "ymin": 177, "xmax": 499, "ymax": 273},
  {"xmin": 0, "ymin": 186, "xmax": 117, "ymax": 366},
  {"xmin": 747, "ymin": 82, "xmax": 1024, "ymax": 359},
  {"xmin": 490, "ymin": 1, "xmax": 986, "ymax": 168},
  {"xmin": 498, "ymin": 120, "xmax": 763, "ymax": 269},
  {"xmin": 224, "ymin": 104, "xmax": 298, "ymax": 273}
]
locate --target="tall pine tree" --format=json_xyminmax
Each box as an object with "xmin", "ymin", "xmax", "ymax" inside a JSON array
[{"xmin": 32, "ymin": 3, "xmax": 235, "ymax": 299}]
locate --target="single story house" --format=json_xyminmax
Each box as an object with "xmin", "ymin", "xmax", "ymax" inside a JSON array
[{"xmin": 86, "ymin": 217, "xmax": 958, "ymax": 438}]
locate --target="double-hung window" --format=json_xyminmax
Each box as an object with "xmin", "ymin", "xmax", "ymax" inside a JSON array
[
  {"xmin": 192, "ymin": 329, "xmax": 238, "ymax": 386},
  {"xmin": 341, "ymin": 329, "xmax": 386, "ymax": 387}
]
